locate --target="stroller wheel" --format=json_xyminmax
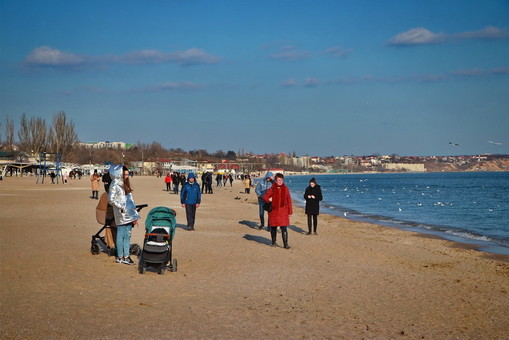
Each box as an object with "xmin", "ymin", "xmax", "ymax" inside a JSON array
[
  {"xmin": 107, "ymin": 247, "xmax": 116, "ymax": 257},
  {"xmin": 130, "ymin": 243, "xmax": 141, "ymax": 256},
  {"xmin": 158, "ymin": 266, "xmax": 165, "ymax": 275},
  {"xmin": 90, "ymin": 242, "xmax": 101, "ymax": 255},
  {"xmin": 170, "ymin": 258, "xmax": 177, "ymax": 272},
  {"xmin": 139, "ymin": 266, "xmax": 146, "ymax": 275}
]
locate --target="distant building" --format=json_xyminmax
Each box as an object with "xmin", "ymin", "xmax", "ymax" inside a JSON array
[{"xmin": 80, "ymin": 141, "xmax": 131, "ymax": 149}]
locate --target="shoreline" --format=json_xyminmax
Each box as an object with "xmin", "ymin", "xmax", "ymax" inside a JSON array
[
  {"xmin": 286, "ymin": 172, "xmax": 509, "ymax": 257},
  {"xmin": 291, "ymin": 196, "xmax": 509, "ymax": 261},
  {"xmin": 1, "ymin": 176, "xmax": 508, "ymax": 339}
]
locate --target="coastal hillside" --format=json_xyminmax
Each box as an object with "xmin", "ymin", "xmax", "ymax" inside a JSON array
[{"xmin": 424, "ymin": 158, "xmax": 509, "ymax": 172}]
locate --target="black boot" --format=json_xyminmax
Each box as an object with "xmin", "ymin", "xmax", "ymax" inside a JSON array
[
  {"xmin": 282, "ymin": 229, "xmax": 290, "ymax": 249},
  {"xmin": 270, "ymin": 227, "xmax": 277, "ymax": 247}
]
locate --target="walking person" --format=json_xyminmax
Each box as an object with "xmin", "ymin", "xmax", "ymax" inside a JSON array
[
  {"xmin": 201, "ymin": 172, "xmax": 207, "ymax": 193},
  {"xmin": 172, "ymin": 173, "xmax": 179, "ymax": 194},
  {"xmin": 108, "ymin": 165, "xmax": 140, "ymax": 265},
  {"xmin": 255, "ymin": 171, "xmax": 274, "ymax": 230},
  {"xmin": 90, "ymin": 169, "xmax": 101, "ymax": 199},
  {"xmin": 263, "ymin": 173, "xmax": 292, "ymax": 249},
  {"xmin": 206, "ymin": 172, "xmax": 213, "ymax": 194},
  {"xmin": 304, "ymin": 178, "xmax": 323, "ymax": 235},
  {"xmin": 180, "ymin": 173, "xmax": 201, "ymax": 231}
]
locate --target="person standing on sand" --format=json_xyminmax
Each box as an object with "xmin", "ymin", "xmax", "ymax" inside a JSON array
[
  {"xmin": 181, "ymin": 173, "xmax": 201, "ymax": 231},
  {"xmin": 165, "ymin": 172, "xmax": 172, "ymax": 191},
  {"xmin": 102, "ymin": 169, "xmax": 112, "ymax": 193},
  {"xmin": 304, "ymin": 177, "xmax": 323, "ymax": 235},
  {"xmin": 255, "ymin": 171, "xmax": 274, "ymax": 230},
  {"xmin": 90, "ymin": 169, "xmax": 101, "ymax": 199},
  {"xmin": 108, "ymin": 165, "xmax": 140, "ymax": 265},
  {"xmin": 244, "ymin": 175, "xmax": 251, "ymax": 194},
  {"xmin": 263, "ymin": 173, "xmax": 292, "ymax": 249}
]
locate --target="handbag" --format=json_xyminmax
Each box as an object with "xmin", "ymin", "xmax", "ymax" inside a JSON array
[{"xmin": 263, "ymin": 202, "xmax": 272, "ymax": 212}]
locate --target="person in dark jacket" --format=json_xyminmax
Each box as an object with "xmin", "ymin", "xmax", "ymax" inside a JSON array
[
  {"xmin": 180, "ymin": 173, "xmax": 202, "ymax": 230},
  {"xmin": 102, "ymin": 170, "xmax": 112, "ymax": 193},
  {"xmin": 303, "ymin": 178, "xmax": 323, "ymax": 235}
]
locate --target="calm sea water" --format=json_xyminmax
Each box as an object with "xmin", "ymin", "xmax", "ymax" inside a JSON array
[{"xmin": 285, "ymin": 172, "xmax": 509, "ymax": 255}]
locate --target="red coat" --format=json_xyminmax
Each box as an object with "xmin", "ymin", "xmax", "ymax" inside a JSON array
[{"xmin": 263, "ymin": 182, "xmax": 293, "ymax": 227}]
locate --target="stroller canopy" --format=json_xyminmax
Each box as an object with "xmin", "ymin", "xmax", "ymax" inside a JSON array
[{"xmin": 145, "ymin": 206, "xmax": 177, "ymax": 239}]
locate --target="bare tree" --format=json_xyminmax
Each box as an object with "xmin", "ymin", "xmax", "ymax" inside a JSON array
[
  {"xmin": 17, "ymin": 113, "xmax": 48, "ymax": 154},
  {"xmin": 48, "ymin": 111, "xmax": 78, "ymax": 158},
  {"xmin": 4, "ymin": 116, "xmax": 15, "ymax": 150}
]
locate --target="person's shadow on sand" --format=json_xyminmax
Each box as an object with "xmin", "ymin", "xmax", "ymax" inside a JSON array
[
  {"xmin": 243, "ymin": 234, "xmax": 272, "ymax": 246},
  {"xmin": 288, "ymin": 224, "xmax": 306, "ymax": 234},
  {"xmin": 175, "ymin": 223, "xmax": 188, "ymax": 230},
  {"xmin": 238, "ymin": 220, "xmax": 259, "ymax": 229}
]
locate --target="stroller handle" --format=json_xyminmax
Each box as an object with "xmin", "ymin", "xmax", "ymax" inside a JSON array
[{"xmin": 136, "ymin": 204, "xmax": 148, "ymax": 212}]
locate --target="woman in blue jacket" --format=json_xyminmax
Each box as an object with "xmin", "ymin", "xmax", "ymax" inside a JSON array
[{"xmin": 180, "ymin": 173, "xmax": 201, "ymax": 230}]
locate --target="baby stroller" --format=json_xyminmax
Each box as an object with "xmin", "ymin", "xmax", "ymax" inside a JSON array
[
  {"xmin": 91, "ymin": 192, "xmax": 147, "ymax": 257},
  {"xmin": 139, "ymin": 206, "xmax": 177, "ymax": 275}
]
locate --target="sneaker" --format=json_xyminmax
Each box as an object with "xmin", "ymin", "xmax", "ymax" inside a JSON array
[
  {"xmin": 124, "ymin": 257, "xmax": 135, "ymax": 265},
  {"xmin": 116, "ymin": 257, "xmax": 123, "ymax": 263}
]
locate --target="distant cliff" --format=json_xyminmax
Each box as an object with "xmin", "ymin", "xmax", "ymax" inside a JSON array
[{"xmin": 424, "ymin": 159, "xmax": 509, "ymax": 172}]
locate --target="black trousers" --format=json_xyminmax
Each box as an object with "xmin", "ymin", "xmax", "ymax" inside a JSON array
[
  {"xmin": 185, "ymin": 204, "xmax": 197, "ymax": 229},
  {"xmin": 307, "ymin": 214, "xmax": 318, "ymax": 232}
]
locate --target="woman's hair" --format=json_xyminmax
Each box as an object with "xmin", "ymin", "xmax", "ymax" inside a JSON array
[
  {"xmin": 275, "ymin": 173, "xmax": 284, "ymax": 179},
  {"xmin": 123, "ymin": 166, "xmax": 133, "ymax": 194}
]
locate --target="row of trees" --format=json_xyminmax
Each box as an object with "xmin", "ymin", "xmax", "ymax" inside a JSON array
[
  {"xmin": 1, "ymin": 112, "xmax": 78, "ymax": 159},
  {"xmin": 1, "ymin": 114, "xmax": 251, "ymax": 166}
]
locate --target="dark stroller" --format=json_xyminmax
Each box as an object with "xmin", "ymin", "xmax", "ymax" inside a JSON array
[
  {"xmin": 139, "ymin": 206, "xmax": 177, "ymax": 275},
  {"xmin": 91, "ymin": 192, "xmax": 147, "ymax": 257}
]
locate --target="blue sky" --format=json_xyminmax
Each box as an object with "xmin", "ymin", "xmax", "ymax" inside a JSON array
[{"xmin": 1, "ymin": 0, "xmax": 508, "ymax": 156}]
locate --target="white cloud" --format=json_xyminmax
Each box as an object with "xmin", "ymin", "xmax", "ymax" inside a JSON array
[
  {"xmin": 281, "ymin": 78, "xmax": 298, "ymax": 87},
  {"xmin": 303, "ymin": 78, "xmax": 319, "ymax": 87},
  {"xmin": 121, "ymin": 48, "xmax": 220, "ymax": 66},
  {"xmin": 388, "ymin": 26, "xmax": 509, "ymax": 46},
  {"xmin": 24, "ymin": 46, "xmax": 88, "ymax": 67},
  {"xmin": 23, "ymin": 46, "xmax": 221, "ymax": 69},
  {"xmin": 454, "ymin": 26, "xmax": 509, "ymax": 40},
  {"xmin": 324, "ymin": 46, "xmax": 353, "ymax": 58},
  {"xmin": 388, "ymin": 28, "xmax": 444, "ymax": 46},
  {"xmin": 158, "ymin": 82, "xmax": 202, "ymax": 90},
  {"xmin": 269, "ymin": 45, "xmax": 311, "ymax": 61}
]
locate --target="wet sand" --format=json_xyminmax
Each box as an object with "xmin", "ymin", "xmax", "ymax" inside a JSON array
[{"xmin": 1, "ymin": 175, "xmax": 508, "ymax": 339}]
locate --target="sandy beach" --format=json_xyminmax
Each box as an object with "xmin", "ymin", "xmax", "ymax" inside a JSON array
[{"xmin": 1, "ymin": 175, "xmax": 508, "ymax": 340}]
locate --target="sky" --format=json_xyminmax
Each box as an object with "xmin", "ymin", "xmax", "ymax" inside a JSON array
[{"xmin": 1, "ymin": 0, "xmax": 508, "ymax": 157}]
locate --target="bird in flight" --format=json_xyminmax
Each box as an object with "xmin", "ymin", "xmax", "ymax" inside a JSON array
[
  {"xmin": 489, "ymin": 141, "xmax": 502, "ymax": 145},
  {"xmin": 449, "ymin": 142, "xmax": 459, "ymax": 146}
]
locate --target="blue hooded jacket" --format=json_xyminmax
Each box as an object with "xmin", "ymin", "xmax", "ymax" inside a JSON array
[
  {"xmin": 180, "ymin": 173, "xmax": 202, "ymax": 205},
  {"xmin": 255, "ymin": 171, "xmax": 274, "ymax": 198}
]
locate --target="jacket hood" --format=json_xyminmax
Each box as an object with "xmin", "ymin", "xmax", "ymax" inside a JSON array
[
  {"xmin": 264, "ymin": 172, "xmax": 274, "ymax": 179},
  {"xmin": 109, "ymin": 164, "xmax": 124, "ymax": 180},
  {"xmin": 187, "ymin": 173, "xmax": 196, "ymax": 180}
]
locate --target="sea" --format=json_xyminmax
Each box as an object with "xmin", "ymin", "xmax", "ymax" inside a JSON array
[{"xmin": 284, "ymin": 172, "xmax": 509, "ymax": 255}]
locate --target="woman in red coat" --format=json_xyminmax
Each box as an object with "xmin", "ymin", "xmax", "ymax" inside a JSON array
[{"xmin": 263, "ymin": 173, "xmax": 292, "ymax": 249}]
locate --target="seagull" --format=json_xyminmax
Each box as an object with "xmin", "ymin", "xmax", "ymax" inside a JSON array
[
  {"xmin": 489, "ymin": 140, "xmax": 502, "ymax": 145},
  {"xmin": 449, "ymin": 142, "xmax": 459, "ymax": 146}
]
